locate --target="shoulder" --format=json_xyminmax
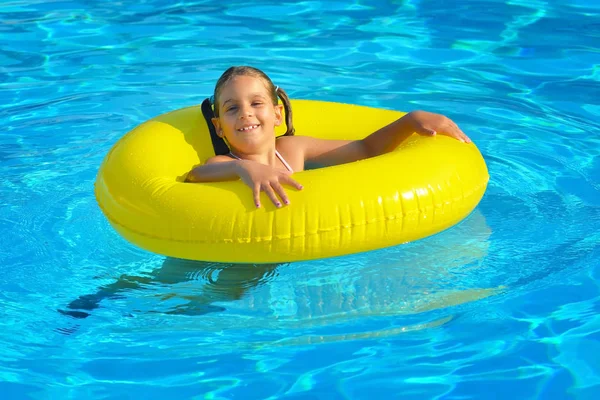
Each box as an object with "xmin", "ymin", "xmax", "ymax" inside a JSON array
[
  {"xmin": 276, "ymin": 135, "xmax": 344, "ymax": 157},
  {"xmin": 276, "ymin": 135, "xmax": 321, "ymax": 157},
  {"xmin": 279, "ymin": 135, "xmax": 365, "ymax": 167},
  {"xmin": 276, "ymin": 135, "xmax": 315, "ymax": 151}
]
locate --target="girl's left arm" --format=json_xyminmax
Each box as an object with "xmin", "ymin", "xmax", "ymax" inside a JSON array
[
  {"xmin": 297, "ymin": 111, "xmax": 471, "ymax": 166},
  {"xmin": 361, "ymin": 110, "xmax": 470, "ymax": 156}
]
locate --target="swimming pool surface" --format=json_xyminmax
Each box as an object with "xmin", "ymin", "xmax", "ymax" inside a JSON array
[{"xmin": 1, "ymin": 0, "xmax": 599, "ymax": 398}]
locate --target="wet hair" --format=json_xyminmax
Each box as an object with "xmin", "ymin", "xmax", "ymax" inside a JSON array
[{"xmin": 212, "ymin": 66, "xmax": 295, "ymax": 136}]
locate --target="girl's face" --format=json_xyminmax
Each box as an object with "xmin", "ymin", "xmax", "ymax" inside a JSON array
[{"xmin": 212, "ymin": 75, "xmax": 283, "ymax": 154}]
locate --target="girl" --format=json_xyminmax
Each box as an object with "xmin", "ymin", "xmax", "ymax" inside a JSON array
[{"xmin": 186, "ymin": 66, "xmax": 471, "ymax": 208}]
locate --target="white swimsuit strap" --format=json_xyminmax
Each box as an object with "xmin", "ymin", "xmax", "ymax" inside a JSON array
[
  {"xmin": 228, "ymin": 150, "xmax": 293, "ymax": 173},
  {"xmin": 275, "ymin": 150, "xmax": 294, "ymax": 173}
]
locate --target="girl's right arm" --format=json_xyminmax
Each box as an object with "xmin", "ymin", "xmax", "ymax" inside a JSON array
[
  {"xmin": 185, "ymin": 157, "xmax": 303, "ymax": 208},
  {"xmin": 185, "ymin": 156, "xmax": 244, "ymax": 183}
]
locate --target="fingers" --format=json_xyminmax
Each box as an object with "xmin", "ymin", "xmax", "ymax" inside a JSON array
[
  {"xmin": 432, "ymin": 120, "xmax": 471, "ymax": 144},
  {"xmin": 270, "ymin": 181, "xmax": 289, "ymax": 207},
  {"xmin": 412, "ymin": 111, "xmax": 472, "ymax": 143},
  {"xmin": 253, "ymin": 176, "xmax": 303, "ymax": 208},
  {"xmin": 253, "ymin": 182, "xmax": 280, "ymax": 208},
  {"xmin": 454, "ymin": 128, "xmax": 471, "ymax": 143},
  {"xmin": 447, "ymin": 120, "xmax": 471, "ymax": 143},
  {"xmin": 253, "ymin": 184, "xmax": 262, "ymax": 208},
  {"xmin": 460, "ymin": 129, "xmax": 472, "ymax": 143},
  {"xmin": 262, "ymin": 183, "xmax": 283, "ymax": 208},
  {"xmin": 281, "ymin": 174, "xmax": 304, "ymax": 191}
]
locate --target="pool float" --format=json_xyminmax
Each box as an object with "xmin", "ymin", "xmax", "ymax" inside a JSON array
[{"xmin": 95, "ymin": 100, "xmax": 489, "ymax": 263}]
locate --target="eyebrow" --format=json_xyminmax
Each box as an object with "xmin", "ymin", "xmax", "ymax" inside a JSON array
[{"xmin": 222, "ymin": 93, "xmax": 268, "ymax": 107}]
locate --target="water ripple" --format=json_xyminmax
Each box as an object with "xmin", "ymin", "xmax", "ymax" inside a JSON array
[{"xmin": 1, "ymin": 0, "xmax": 600, "ymax": 398}]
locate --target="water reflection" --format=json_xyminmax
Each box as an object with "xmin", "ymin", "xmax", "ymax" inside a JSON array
[
  {"xmin": 59, "ymin": 260, "xmax": 283, "ymax": 319},
  {"xmin": 60, "ymin": 210, "xmax": 498, "ymax": 330}
]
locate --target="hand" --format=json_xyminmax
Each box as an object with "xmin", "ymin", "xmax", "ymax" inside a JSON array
[
  {"xmin": 406, "ymin": 110, "xmax": 471, "ymax": 143},
  {"xmin": 236, "ymin": 160, "xmax": 303, "ymax": 208}
]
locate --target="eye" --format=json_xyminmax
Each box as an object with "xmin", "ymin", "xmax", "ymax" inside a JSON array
[
  {"xmin": 252, "ymin": 101, "xmax": 264, "ymax": 106},
  {"xmin": 226, "ymin": 105, "xmax": 238, "ymax": 113}
]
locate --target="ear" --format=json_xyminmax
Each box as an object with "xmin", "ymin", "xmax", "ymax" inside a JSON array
[
  {"xmin": 274, "ymin": 104, "xmax": 284, "ymax": 127},
  {"xmin": 211, "ymin": 117, "xmax": 223, "ymax": 137}
]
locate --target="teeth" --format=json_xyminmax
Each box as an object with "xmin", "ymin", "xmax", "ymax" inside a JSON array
[{"xmin": 238, "ymin": 125, "xmax": 259, "ymax": 131}]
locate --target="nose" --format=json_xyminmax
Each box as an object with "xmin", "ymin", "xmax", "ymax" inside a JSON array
[{"xmin": 239, "ymin": 104, "xmax": 253, "ymax": 119}]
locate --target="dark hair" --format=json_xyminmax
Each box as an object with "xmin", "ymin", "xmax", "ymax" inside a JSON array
[{"xmin": 212, "ymin": 66, "xmax": 295, "ymax": 136}]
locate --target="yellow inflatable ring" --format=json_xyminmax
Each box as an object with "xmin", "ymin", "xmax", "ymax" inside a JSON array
[{"xmin": 95, "ymin": 100, "xmax": 489, "ymax": 263}]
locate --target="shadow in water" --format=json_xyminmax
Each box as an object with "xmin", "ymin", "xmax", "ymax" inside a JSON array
[
  {"xmin": 58, "ymin": 259, "xmax": 283, "ymax": 319},
  {"xmin": 58, "ymin": 209, "xmax": 499, "ymax": 335}
]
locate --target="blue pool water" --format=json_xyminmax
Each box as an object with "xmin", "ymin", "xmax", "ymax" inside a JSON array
[{"xmin": 1, "ymin": 0, "xmax": 599, "ymax": 398}]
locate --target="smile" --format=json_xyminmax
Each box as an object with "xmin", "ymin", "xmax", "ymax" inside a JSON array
[{"xmin": 237, "ymin": 124, "xmax": 260, "ymax": 132}]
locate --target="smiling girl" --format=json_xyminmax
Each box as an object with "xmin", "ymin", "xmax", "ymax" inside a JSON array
[{"xmin": 185, "ymin": 66, "xmax": 471, "ymax": 208}]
